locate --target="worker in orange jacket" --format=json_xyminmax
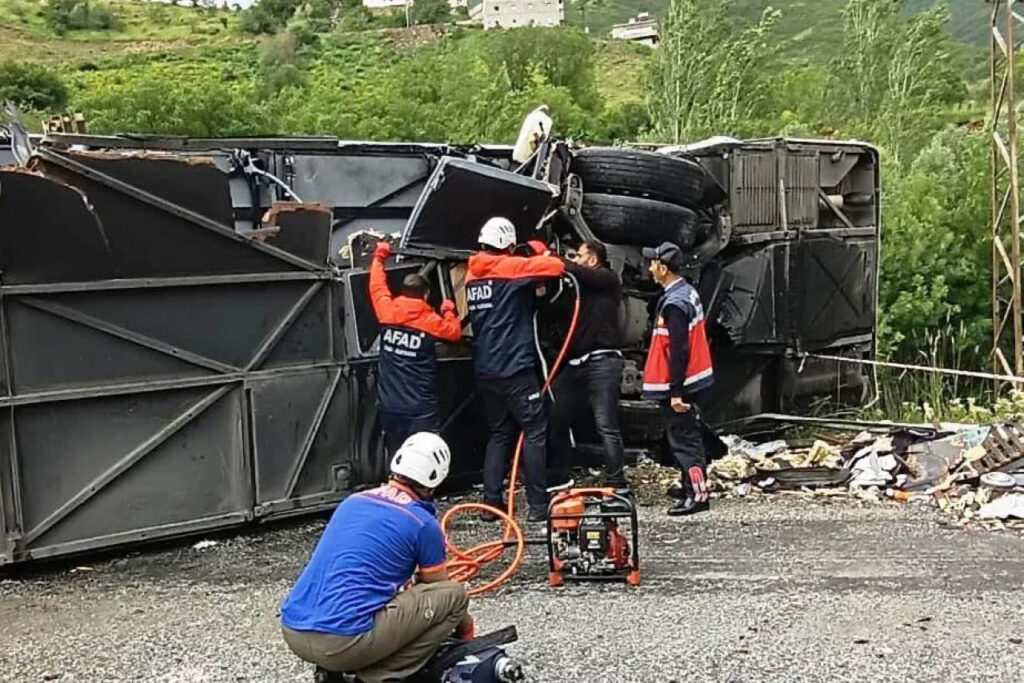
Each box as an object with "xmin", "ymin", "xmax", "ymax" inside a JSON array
[{"xmin": 370, "ymin": 240, "xmax": 462, "ymax": 457}]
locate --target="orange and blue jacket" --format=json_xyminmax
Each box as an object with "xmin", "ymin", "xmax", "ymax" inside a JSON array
[
  {"xmin": 641, "ymin": 278, "xmax": 714, "ymax": 401},
  {"xmin": 370, "ymin": 256, "xmax": 461, "ymax": 417},
  {"xmin": 465, "ymin": 251, "xmax": 565, "ymax": 379}
]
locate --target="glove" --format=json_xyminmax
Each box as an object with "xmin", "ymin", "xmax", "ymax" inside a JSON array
[
  {"xmin": 374, "ymin": 240, "xmax": 392, "ymax": 261},
  {"xmin": 527, "ymin": 239, "xmax": 550, "ymax": 256},
  {"xmin": 440, "ymin": 299, "xmax": 456, "ymax": 316}
]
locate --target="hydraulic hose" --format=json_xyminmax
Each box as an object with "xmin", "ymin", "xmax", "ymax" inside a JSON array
[{"xmin": 441, "ymin": 271, "xmax": 581, "ymax": 597}]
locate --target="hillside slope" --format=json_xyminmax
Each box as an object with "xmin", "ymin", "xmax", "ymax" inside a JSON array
[{"xmin": 567, "ymin": 0, "xmax": 989, "ymax": 44}]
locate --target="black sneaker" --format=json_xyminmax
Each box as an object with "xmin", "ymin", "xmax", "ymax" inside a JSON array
[
  {"xmin": 527, "ymin": 507, "xmax": 548, "ymax": 523},
  {"xmin": 479, "ymin": 507, "xmax": 503, "ymax": 522},
  {"xmin": 313, "ymin": 667, "xmax": 352, "ymax": 682},
  {"xmin": 666, "ymin": 497, "xmax": 710, "ymax": 516}
]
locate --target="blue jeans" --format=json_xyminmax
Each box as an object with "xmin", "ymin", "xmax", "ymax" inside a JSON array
[
  {"xmin": 478, "ymin": 368, "xmax": 549, "ymax": 511},
  {"xmin": 547, "ymin": 355, "xmax": 627, "ymax": 487}
]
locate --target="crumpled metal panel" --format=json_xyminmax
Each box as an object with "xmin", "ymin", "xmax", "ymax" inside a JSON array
[
  {"xmin": 400, "ymin": 156, "xmax": 557, "ymax": 258},
  {"xmin": 0, "ymin": 168, "xmax": 118, "ymax": 284}
]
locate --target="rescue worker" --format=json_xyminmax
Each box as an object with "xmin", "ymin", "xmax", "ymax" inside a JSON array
[
  {"xmin": 280, "ymin": 432, "xmax": 474, "ymax": 683},
  {"xmin": 466, "ymin": 217, "xmax": 565, "ymax": 522},
  {"xmin": 370, "ymin": 240, "xmax": 461, "ymax": 457},
  {"xmin": 641, "ymin": 241, "xmax": 715, "ymax": 516},
  {"xmin": 547, "ymin": 240, "xmax": 629, "ymax": 492}
]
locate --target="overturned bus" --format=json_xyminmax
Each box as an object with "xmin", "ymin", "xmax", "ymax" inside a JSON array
[{"xmin": 0, "ymin": 130, "xmax": 879, "ymax": 565}]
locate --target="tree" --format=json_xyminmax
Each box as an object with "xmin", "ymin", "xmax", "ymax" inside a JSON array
[
  {"xmin": 409, "ymin": 0, "xmax": 450, "ymax": 26},
  {"xmin": 828, "ymin": 0, "xmax": 965, "ymax": 164},
  {"xmin": 239, "ymin": 0, "xmax": 303, "ymax": 34},
  {"xmin": 484, "ymin": 27, "xmax": 600, "ymax": 109},
  {"xmin": 570, "ymin": 0, "xmax": 603, "ymax": 34},
  {"xmin": 0, "ymin": 62, "xmax": 68, "ymax": 112},
  {"xmin": 645, "ymin": 0, "xmax": 780, "ymax": 143},
  {"xmin": 44, "ymin": 0, "xmax": 121, "ymax": 33}
]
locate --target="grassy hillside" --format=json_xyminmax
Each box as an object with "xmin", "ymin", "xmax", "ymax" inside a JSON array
[{"xmin": 567, "ymin": 0, "xmax": 989, "ymax": 44}]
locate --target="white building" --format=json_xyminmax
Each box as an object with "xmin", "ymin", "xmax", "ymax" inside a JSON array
[
  {"xmin": 611, "ymin": 12, "xmax": 659, "ymax": 47},
  {"xmin": 477, "ymin": 0, "xmax": 563, "ymax": 29}
]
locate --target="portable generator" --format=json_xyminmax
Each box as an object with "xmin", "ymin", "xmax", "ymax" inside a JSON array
[{"xmin": 546, "ymin": 488, "xmax": 640, "ymax": 586}]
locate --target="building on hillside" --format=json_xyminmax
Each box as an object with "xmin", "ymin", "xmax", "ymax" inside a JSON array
[
  {"xmin": 611, "ymin": 12, "xmax": 659, "ymax": 46},
  {"xmin": 473, "ymin": 0, "xmax": 563, "ymax": 29}
]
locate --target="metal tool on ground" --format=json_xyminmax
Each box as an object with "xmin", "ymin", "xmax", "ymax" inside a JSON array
[
  {"xmin": 313, "ymin": 626, "xmax": 524, "ymax": 683},
  {"xmin": 546, "ymin": 487, "xmax": 640, "ymax": 586}
]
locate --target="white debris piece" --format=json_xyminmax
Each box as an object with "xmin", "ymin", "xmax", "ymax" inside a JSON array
[{"xmin": 977, "ymin": 494, "xmax": 1024, "ymax": 520}]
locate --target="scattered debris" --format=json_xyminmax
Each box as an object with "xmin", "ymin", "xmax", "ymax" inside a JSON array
[
  {"xmin": 703, "ymin": 420, "xmax": 1024, "ymax": 529},
  {"xmin": 191, "ymin": 540, "xmax": 219, "ymax": 552}
]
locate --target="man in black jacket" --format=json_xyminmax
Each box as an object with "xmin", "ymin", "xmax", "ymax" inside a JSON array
[{"xmin": 547, "ymin": 240, "xmax": 629, "ymax": 491}]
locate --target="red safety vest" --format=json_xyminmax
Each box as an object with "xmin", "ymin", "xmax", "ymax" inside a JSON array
[{"xmin": 641, "ymin": 279, "xmax": 714, "ymax": 400}]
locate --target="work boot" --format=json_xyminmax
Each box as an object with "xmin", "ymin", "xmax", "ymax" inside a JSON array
[
  {"xmin": 526, "ymin": 507, "xmax": 548, "ymax": 523},
  {"xmin": 667, "ymin": 497, "xmax": 710, "ymax": 516},
  {"xmin": 666, "ymin": 469, "xmax": 710, "ymax": 516},
  {"xmin": 479, "ymin": 505, "xmax": 503, "ymax": 523}
]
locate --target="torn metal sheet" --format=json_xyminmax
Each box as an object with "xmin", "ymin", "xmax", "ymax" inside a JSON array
[
  {"xmin": 903, "ymin": 426, "xmax": 990, "ymax": 491},
  {"xmin": 258, "ymin": 202, "xmax": 333, "ymax": 265}
]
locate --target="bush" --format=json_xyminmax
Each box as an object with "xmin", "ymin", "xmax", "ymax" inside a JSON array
[
  {"xmin": 0, "ymin": 61, "xmax": 68, "ymax": 112},
  {"xmin": 239, "ymin": 0, "xmax": 302, "ymax": 34},
  {"xmin": 45, "ymin": 0, "xmax": 120, "ymax": 33},
  {"xmin": 409, "ymin": 0, "xmax": 450, "ymax": 25}
]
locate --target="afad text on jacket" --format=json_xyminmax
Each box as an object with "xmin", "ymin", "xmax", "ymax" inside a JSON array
[
  {"xmin": 370, "ymin": 256, "xmax": 461, "ymax": 417},
  {"xmin": 641, "ymin": 278, "xmax": 714, "ymax": 401},
  {"xmin": 465, "ymin": 250, "xmax": 565, "ymax": 380}
]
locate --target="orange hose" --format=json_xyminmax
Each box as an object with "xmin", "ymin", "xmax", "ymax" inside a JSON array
[{"xmin": 442, "ymin": 277, "xmax": 581, "ymax": 597}]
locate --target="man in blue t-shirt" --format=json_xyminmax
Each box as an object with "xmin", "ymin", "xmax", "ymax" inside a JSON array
[{"xmin": 280, "ymin": 433, "xmax": 473, "ymax": 683}]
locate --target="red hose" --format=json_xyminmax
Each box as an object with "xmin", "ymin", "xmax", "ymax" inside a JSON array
[{"xmin": 442, "ymin": 280, "xmax": 581, "ymax": 596}]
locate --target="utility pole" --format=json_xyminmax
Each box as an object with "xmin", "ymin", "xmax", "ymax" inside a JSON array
[{"xmin": 990, "ymin": 0, "xmax": 1024, "ymax": 377}]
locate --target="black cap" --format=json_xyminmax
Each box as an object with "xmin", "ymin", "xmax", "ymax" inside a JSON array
[{"xmin": 642, "ymin": 242, "xmax": 685, "ymax": 271}]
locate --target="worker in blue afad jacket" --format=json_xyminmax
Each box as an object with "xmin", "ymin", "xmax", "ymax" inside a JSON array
[{"xmin": 280, "ymin": 432, "xmax": 475, "ymax": 683}]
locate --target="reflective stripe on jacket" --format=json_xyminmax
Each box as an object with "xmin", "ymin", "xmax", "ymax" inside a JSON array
[{"xmin": 641, "ymin": 278, "xmax": 714, "ymax": 400}]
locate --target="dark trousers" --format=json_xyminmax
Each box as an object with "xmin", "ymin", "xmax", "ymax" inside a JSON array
[
  {"xmin": 548, "ymin": 355, "xmax": 627, "ymax": 488},
  {"xmin": 478, "ymin": 368, "xmax": 549, "ymax": 511},
  {"xmin": 661, "ymin": 401, "xmax": 709, "ymax": 502},
  {"xmin": 379, "ymin": 409, "xmax": 440, "ymax": 458}
]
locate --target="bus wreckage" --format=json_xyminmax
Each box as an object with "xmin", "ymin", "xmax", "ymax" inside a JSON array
[{"xmin": 0, "ymin": 121, "xmax": 880, "ymax": 565}]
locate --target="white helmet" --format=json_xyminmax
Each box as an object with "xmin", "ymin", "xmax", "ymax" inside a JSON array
[
  {"xmin": 390, "ymin": 432, "xmax": 452, "ymax": 488},
  {"xmin": 478, "ymin": 217, "xmax": 517, "ymax": 251}
]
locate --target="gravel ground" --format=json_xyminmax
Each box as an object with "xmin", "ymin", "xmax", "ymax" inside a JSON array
[{"xmin": 3, "ymin": 494, "xmax": 1024, "ymax": 683}]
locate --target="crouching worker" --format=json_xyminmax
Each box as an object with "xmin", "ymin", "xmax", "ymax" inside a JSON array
[{"xmin": 280, "ymin": 432, "xmax": 474, "ymax": 683}]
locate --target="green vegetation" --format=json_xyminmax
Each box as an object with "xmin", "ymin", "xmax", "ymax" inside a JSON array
[{"xmin": 0, "ymin": 0, "xmax": 1013, "ymax": 417}]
